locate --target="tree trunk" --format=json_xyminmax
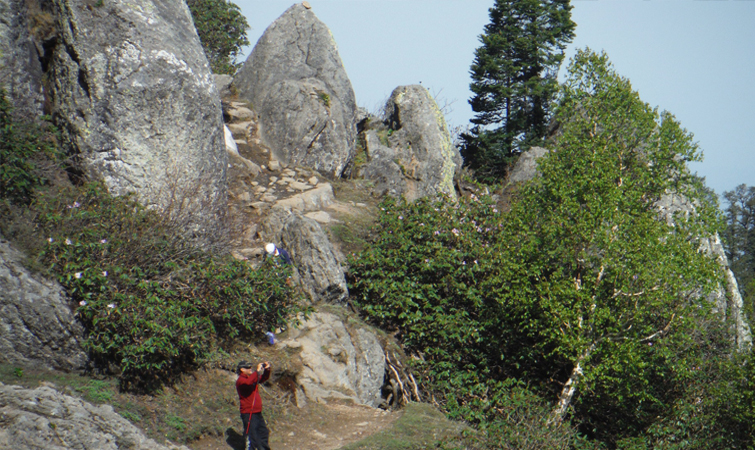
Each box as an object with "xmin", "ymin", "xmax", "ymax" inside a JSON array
[{"xmin": 548, "ymin": 343, "xmax": 595, "ymax": 425}]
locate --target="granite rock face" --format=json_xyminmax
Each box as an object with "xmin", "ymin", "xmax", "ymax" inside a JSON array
[
  {"xmin": 0, "ymin": 382, "xmax": 189, "ymax": 450},
  {"xmin": 48, "ymin": 0, "xmax": 228, "ymax": 241},
  {"xmin": 281, "ymin": 312, "xmax": 385, "ymax": 407},
  {"xmin": 233, "ymin": 3, "xmax": 357, "ymax": 178},
  {"xmin": 261, "ymin": 209, "xmax": 348, "ymax": 303},
  {"xmin": 0, "ymin": 0, "xmax": 46, "ymax": 120},
  {"xmin": 360, "ymin": 85, "xmax": 461, "ymax": 201},
  {"xmin": 0, "ymin": 236, "xmax": 87, "ymax": 371}
]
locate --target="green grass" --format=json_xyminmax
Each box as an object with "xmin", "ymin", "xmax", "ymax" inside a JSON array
[{"xmin": 341, "ymin": 402, "xmax": 467, "ymax": 450}]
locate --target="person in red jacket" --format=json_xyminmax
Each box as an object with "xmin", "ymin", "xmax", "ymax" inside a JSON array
[{"xmin": 236, "ymin": 360, "xmax": 272, "ymax": 450}]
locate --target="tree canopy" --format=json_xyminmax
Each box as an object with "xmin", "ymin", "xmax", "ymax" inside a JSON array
[
  {"xmin": 462, "ymin": 0, "xmax": 575, "ymax": 182},
  {"xmin": 186, "ymin": 0, "xmax": 250, "ymax": 75},
  {"xmin": 723, "ymin": 184, "xmax": 755, "ymax": 318},
  {"xmin": 350, "ymin": 48, "xmax": 734, "ymax": 447}
]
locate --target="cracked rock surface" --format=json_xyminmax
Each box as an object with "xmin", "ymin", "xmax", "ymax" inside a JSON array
[{"xmin": 233, "ymin": 3, "xmax": 357, "ymax": 178}]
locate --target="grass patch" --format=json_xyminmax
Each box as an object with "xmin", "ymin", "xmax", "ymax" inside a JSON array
[{"xmin": 340, "ymin": 402, "xmax": 467, "ymax": 450}]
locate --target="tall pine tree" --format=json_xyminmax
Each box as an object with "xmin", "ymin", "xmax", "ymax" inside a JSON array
[{"xmin": 462, "ymin": 0, "xmax": 575, "ymax": 182}]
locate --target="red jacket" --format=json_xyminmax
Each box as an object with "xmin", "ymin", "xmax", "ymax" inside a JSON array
[{"xmin": 236, "ymin": 369, "xmax": 270, "ymax": 414}]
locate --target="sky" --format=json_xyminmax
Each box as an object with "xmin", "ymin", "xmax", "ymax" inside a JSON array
[{"xmin": 234, "ymin": 1, "xmax": 755, "ymax": 199}]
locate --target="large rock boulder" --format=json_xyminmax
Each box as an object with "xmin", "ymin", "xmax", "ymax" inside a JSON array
[
  {"xmin": 0, "ymin": 0, "xmax": 47, "ymax": 120},
  {"xmin": 359, "ymin": 85, "xmax": 461, "ymax": 201},
  {"xmin": 0, "ymin": 382, "xmax": 188, "ymax": 450},
  {"xmin": 261, "ymin": 209, "xmax": 348, "ymax": 303},
  {"xmin": 233, "ymin": 3, "xmax": 357, "ymax": 178},
  {"xmin": 0, "ymin": 236, "xmax": 87, "ymax": 371},
  {"xmin": 47, "ymin": 0, "xmax": 227, "ymax": 240},
  {"xmin": 281, "ymin": 311, "xmax": 385, "ymax": 407}
]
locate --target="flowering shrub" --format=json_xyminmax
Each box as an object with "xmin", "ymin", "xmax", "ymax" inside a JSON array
[
  {"xmin": 348, "ymin": 194, "xmax": 515, "ymax": 407},
  {"xmin": 33, "ymin": 183, "xmax": 306, "ymax": 390}
]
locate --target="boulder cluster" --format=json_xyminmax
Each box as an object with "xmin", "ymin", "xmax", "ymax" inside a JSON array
[
  {"xmin": 0, "ymin": 1, "xmax": 749, "ymax": 447},
  {"xmin": 0, "ymin": 1, "xmax": 463, "ymax": 444}
]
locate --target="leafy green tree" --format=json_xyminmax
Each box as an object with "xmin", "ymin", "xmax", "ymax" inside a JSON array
[
  {"xmin": 503, "ymin": 48, "xmax": 723, "ymax": 437},
  {"xmin": 186, "ymin": 0, "xmax": 250, "ymax": 75},
  {"xmin": 351, "ymin": 48, "xmax": 729, "ymax": 447},
  {"xmin": 462, "ymin": 0, "xmax": 575, "ymax": 182},
  {"xmin": 723, "ymin": 184, "xmax": 755, "ymax": 318}
]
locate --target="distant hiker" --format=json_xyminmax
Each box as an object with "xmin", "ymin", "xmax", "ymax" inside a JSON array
[
  {"xmin": 265, "ymin": 243, "xmax": 292, "ymax": 265},
  {"xmin": 236, "ymin": 360, "xmax": 272, "ymax": 450}
]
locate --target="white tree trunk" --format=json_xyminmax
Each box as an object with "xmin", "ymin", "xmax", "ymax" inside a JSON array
[{"xmin": 549, "ymin": 344, "xmax": 595, "ymax": 425}]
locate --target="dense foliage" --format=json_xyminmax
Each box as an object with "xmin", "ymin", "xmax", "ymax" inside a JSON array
[
  {"xmin": 0, "ymin": 87, "xmax": 61, "ymax": 204},
  {"xmin": 462, "ymin": 0, "xmax": 575, "ymax": 182},
  {"xmin": 350, "ymin": 49, "xmax": 744, "ymax": 447},
  {"xmin": 28, "ymin": 182, "xmax": 306, "ymax": 390},
  {"xmin": 723, "ymin": 184, "xmax": 755, "ymax": 318},
  {"xmin": 1, "ymin": 87, "xmax": 305, "ymax": 392},
  {"xmin": 186, "ymin": 0, "xmax": 250, "ymax": 75}
]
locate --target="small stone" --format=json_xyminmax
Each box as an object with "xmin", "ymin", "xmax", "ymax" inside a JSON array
[
  {"xmin": 308, "ymin": 176, "xmax": 319, "ymax": 185},
  {"xmin": 290, "ymin": 181, "xmax": 310, "ymax": 191},
  {"xmin": 302, "ymin": 1, "xmax": 311, "ymax": 9},
  {"xmin": 228, "ymin": 106, "xmax": 254, "ymax": 121},
  {"xmin": 269, "ymin": 160, "xmax": 281, "ymax": 171}
]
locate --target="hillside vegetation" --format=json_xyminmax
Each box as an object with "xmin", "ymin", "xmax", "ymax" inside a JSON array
[{"xmin": 4, "ymin": 1, "xmax": 755, "ymax": 449}]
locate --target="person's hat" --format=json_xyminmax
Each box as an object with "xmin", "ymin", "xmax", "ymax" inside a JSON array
[
  {"xmin": 237, "ymin": 360, "xmax": 254, "ymax": 373},
  {"xmin": 265, "ymin": 243, "xmax": 276, "ymax": 254}
]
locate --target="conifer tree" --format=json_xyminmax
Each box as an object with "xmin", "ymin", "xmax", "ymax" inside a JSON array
[{"xmin": 462, "ymin": 0, "xmax": 575, "ymax": 181}]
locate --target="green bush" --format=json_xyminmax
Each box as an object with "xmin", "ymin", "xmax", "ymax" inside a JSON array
[
  {"xmin": 186, "ymin": 0, "xmax": 250, "ymax": 75},
  {"xmin": 349, "ymin": 194, "xmax": 507, "ymax": 382},
  {"xmin": 0, "ymin": 88, "xmax": 61, "ymax": 204},
  {"xmin": 32, "ymin": 182, "xmax": 307, "ymax": 391}
]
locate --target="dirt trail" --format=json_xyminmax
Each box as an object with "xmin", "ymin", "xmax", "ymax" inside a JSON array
[{"xmin": 190, "ymin": 401, "xmax": 401, "ymax": 450}]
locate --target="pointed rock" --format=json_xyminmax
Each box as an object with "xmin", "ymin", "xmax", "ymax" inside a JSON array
[{"xmin": 233, "ymin": 3, "xmax": 357, "ymax": 178}]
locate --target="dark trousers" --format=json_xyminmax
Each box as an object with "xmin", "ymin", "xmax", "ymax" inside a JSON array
[{"xmin": 240, "ymin": 412, "xmax": 270, "ymax": 450}]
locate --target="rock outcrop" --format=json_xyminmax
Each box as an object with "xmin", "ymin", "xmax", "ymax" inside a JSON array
[
  {"xmin": 233, "ymin": 3, "xmax": 357, "ymax": 178},
  {"xmin": 358, "ymin": 85, "xmax": 461, "ymax": 201},
  {"xmin": 0, "ymin": 382, "xmax": 188, "ymax": 450},
  {"xmin": 0, "ymin": 236, "xmax": 87, "ymax": 371},
  {"xmin": 261, "ymin": 210, "xmax": 348, "ymax": 304},
  {"xmin": 281, "ymin": 311, "xmax": 385, "ymax": 407},
  {"xmin": 47, "ymin": 0, "xmax": 228, "ymax": 241},
  {"xmin": 0, "ymin": 0, "xmax": 46, "ymax": 120}
]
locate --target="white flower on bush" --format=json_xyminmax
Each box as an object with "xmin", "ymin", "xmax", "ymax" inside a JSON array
[
  {"xmin": 79, "ymin": 301, "xmax": 87, "ymax": 306},
  {"xmin": 100, "ymin": 239, "xmax": 107, "ymax": 244},
  {"xmin": 74, "ymin": 272, "xmax": 82, "ymax": 279},
  {"xmin": 47, "ymin": 237, "xmax": 53, "ymax": 243},
  {"xmin": 102, "ymin": 271, "xmax": 108, "ymax": 277},
  {"xmin": 107, "ymin": 303, "xmax": 115, "ymax": 309},
  {"xmin": 65, "ymin": 238, "xmax": 72, "ymax": 245},
  {"xmin": 66, "ymin": 201, "xmax": 80, "ymax": 209}
]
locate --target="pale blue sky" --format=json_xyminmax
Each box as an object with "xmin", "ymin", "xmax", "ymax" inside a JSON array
[{"xmin": 235, "ymin": 1, "xmax": 755, "ymax": 198}]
